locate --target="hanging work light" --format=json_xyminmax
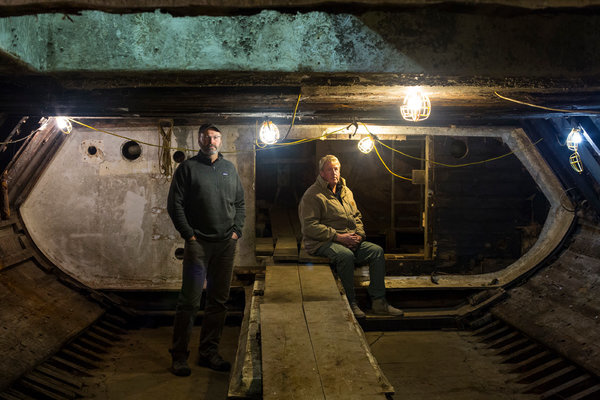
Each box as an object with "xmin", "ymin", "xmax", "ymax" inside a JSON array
[
  {"xmin": 566, "ymin": 127, "xmax": 583, "ymax": 151},
  {"xmin": 259, "ymin": 120, "xmax": 280, "ymax": 145},
  {"xmin": 55, "ymin": 117, "xmax": 72, "ymax": 134},
  {"xmin": 357, "ymin": 136, "xmax": 374, "ymax": 154},
  {"xmin": 400, "ymin": 89, "xmax": 431, "ymax": 122},
  {"xmin": 570, "ymin": 152, "xmax": 583, "ymax": 173}
]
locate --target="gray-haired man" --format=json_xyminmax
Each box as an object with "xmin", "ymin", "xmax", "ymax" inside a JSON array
[{"xmin": 298, "ymin": 155, "xmax": 403, "ymax": 318}]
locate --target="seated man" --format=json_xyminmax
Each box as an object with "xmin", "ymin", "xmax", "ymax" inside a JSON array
[{"xmin": 298, "ymin": 154, "xmax": 403, "ymax": 318}]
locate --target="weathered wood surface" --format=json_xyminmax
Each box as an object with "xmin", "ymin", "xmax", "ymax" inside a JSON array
[
  {"xmin": 298, "ymin": 242, "xmax": 330, "ymax": 264},
  {"xmin": 260, "ymin": 264, "xmax": 393, "ymax": 398},
  {"xmin": 260, "ymin": 302, "xmax": 324, "ymax": 400},
  {"xmin": 255, "ymin": 237, "xmax": 274, "ymax": 256},
  {"xmin": 0, "ymin": 261, "xmax": 104, "ymax": 391},
  {"xmin": 228, "ymin": 282, "xmax": 262, "ymax": 399},
  {"xmin": 304, "ymin": 301, "xmax": 388, "ymax": 399},
  {"xmin": 298, "ymin": 264, "xmax": 341, "ymax": 302},
  {"xmin": 263, "ymin": 265, "xmax": 302, "ymax": 303},
  {"xmin": 492, "ymin": 220, "xmax": 600, "ymax": 377},
  {"xmin": 273, "ymin": 236, "xmax": 298, "ymax": 261}
]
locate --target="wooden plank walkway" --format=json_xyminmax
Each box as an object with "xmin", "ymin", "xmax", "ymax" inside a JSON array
[
  {"xmin": 270, "ymin": 207, "xmax": 300, "ymax": 261},
  {"xmin": 260, "ymin": 264, "xmax": 393, "ymax": 400}
]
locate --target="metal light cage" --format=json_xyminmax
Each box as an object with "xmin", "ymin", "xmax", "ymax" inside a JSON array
[
  {"xmin": 55, "ymin": 117, "xmax": 72, "ymax": 134},
  {"xmin": 569, "ymin": 151, "xmax": 583, "ymax": 173},
  {"xmin": 259, "ymin": 120, "xmax": 280, "ymax": 145},
  {"xmin": 566, "ymin": 127, "xmax": 583, "ymax": 151},
  {"xmin": 357, "ymin": 136, "xmax": 374, "ymax": 154},
  {"xmin": 400, "ymin": 91, "xmax": 431, "ymax": 122}
]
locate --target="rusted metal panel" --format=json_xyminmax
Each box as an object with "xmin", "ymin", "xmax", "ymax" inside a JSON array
[
  {"xmin": 492, "ymin": 220, "xmax": 600, "ymax": 378},
  {"xmin": 0, "ymin": 261, "xmax": 104, "ymax": 391},
  {"xmin": 19, "ymin": 123, "xmax": 257, "ymax": 290}
]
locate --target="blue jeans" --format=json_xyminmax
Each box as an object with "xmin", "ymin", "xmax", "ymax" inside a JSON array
[
  {"xmin": 170, "ymin": 237, "xmax": 236, "ymax": 359},
  {"xmin": 315, "ymin": 240, "xmax": 386, "ymax": 303}
]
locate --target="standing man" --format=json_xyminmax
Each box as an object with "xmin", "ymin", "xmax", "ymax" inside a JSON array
[
  {"xmin": 299, "ymin": 155, "xmax": 403, "ymax": 318},
  {"xmin": 167, "ymin": 123, "xmax": 245, "ymax": 376}
]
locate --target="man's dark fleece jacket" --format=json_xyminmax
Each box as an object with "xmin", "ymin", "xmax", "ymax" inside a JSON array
[{"xmin": 167, "ymin": 152, "xmax": 245, "ymax": 242}]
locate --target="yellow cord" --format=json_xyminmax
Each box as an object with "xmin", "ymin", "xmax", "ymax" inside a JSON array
[
  {"xmin": 69, "ymin": 119, "xmax": 195, "ymax": 152},
  {"xmin": 67, "ymin": 116, "xmax": 542, "ymax": 178},
  {"xmin": 282, "ymin": 93, "xmax": 301, "ymax": 140},
  {"xmin": 0, "ymin": 130, "xmax": 37, "ymax": 145},
  {"xmin": 372, "ymin": 140, "xmax": 412, "ymax": 181},
  {"xmin": 360, "ymin": 122, "xmax": 542, "ymax": 168},
  {"xmin": 494, "ymin": 91, "xmax": 600, "ymax": 114}
]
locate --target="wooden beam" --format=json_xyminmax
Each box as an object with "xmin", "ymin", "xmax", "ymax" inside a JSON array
[
  {"xmin": 298, "ymin": 265, "xmax": 340, "ymax": 302},
  {"xmin": 255, "ymin": 237, "xmax": 274, "ymax": 256},
  {"xmin": 228, "ymin": 282, "xmax": 263, "ymax": 399},
  {"xmin": 304, "ymin": 301, "xmax": 388, "ymax": 399},
  {"xmin": 263, "ymin": 265, "xmax": 302, "ymax": 303},
  {"xmin": 273, "ymin": 237, "xmax": 298, "ymax": 261},
  {"xmin": 260, "ymin": 302, "xmax": 324, "ymax": 400}
]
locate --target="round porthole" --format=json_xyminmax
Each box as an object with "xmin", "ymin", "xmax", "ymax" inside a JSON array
[
  {"xmin": 173, "ymin": 151, "xmax": 186, "ymax": 163},
  {"xmin": 87, "ymin": 145, "xmax": 97, "ymax": 156},
  {"xmin": 122, "ymin": 140, "xmax": 142, "ymax": 161},
  {"xmin": 174, "ymin": 248, "xmax": 184, "ymax": 260},
  {"xmin": 450, "ymin": 139, "xmax": 468, "ymax": 159}
]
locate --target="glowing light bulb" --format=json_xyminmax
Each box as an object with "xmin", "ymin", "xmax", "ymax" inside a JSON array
[
  {"xmin": 55, "ymin": 117, "xmax": 72, "ymax": 134},
  {"xmin": 358, "ymin": 136, "xmax": 374, "ymax": 154},
  {"xmin": 259, "ymin": 120, "xmax": 280, "ymax": 145},
  {"xmin": 566, "ymin": 128, "xmax": 583, "ymax": 151},
  {"xmin": 400, "ymin": 90, "xmax": 431, "ymax": 122}
]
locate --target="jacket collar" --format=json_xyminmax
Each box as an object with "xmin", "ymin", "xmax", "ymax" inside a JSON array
[
  {"xmin": 195, "ymin": 151, "xmax": 223, "ymax": 165},
  {"xmin": 316, "ymin": 175, "xmax": 346, "ymax": 192}
]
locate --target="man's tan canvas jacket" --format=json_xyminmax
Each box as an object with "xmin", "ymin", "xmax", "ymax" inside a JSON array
[{"xmin": 298, "ymin": 175, "xmax": 366, "ymax": 254}]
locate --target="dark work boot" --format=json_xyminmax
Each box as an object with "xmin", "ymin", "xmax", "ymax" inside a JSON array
[
  {"xmin": 198, "ymin": 353, "xmax": 231, "ymax": 372},
  {"xmin": 170, "ymin": 350, "xmax": 191, "ymax": 377},
  {"xmin": 350, "ymin": 301, "xmax": 366, "ymax": 318},
  {"xmin": 371, "ymin": 298, "xmax": 404, "ymax": 317}
]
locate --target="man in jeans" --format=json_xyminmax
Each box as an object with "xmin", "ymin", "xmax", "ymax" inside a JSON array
[
  {"xmin": 167, "ymin": 123, "xmax": 245, "ymax": 376},
  {"xmin": 298, "ymin": 155, "xmax": 403, "ymax": 318}
]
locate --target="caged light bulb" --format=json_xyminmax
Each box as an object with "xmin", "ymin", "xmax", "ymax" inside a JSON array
[
  {"xmin": 357, "ymin": 136, "xmax": 374, "ymax": 154},
  {"xmin": 55, "ymin": 117, "xmax": 72, "ymax": 134},
  {"xmin": 566, "ymin": 127, "xmax": 583, "ymax": 151},
  {"xmin": 400, "ymin": 90, "xmax": 431, "ymax": 122},
  {"xmin": 259, "ymin": 120, "xmax": 280, "ymax": 145}
]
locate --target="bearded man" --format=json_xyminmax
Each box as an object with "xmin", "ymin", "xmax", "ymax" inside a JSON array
[{"xmin": 167, "ymin": 123, "xmax": 245, "ymax": 376}]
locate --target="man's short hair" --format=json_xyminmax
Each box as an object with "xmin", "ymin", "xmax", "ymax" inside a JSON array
[
  {"xmin": 319, "ymin": 155, "xmax": 340, "ymax": 171},
  {"xmin": 198, "ymin": 123, "xmax": 221, "ymax": 136}
]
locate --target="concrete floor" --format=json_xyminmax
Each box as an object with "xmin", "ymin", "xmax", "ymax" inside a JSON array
[
  {"xmin": 84, "ymin": 324, "xmax": 241, "ymax": 400},
  {"xmin": 83, "ymin": 325, "xmax": 536, "ymax": 399},
  {"xmin": 365, "ymin": 330, "xmax": 537, "ymax": 400}
]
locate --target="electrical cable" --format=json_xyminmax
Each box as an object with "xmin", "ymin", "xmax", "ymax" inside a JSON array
[
  {"xmin": 67, "ymin": 117, "xmax": 544, "ymax": 177},
  {"xmin": 494, "ymin": 91, "xmax": 600, "ymax": 114},
  {"xmin": 0, "ymin": 129, "xmax": 38, "ymax": 145},
  {"xmin": 69, "ymin": 118, "xmax": 195, "ymax": 152},
  {"xmin": 158, "ymin": 119, "xmax": 174, "ymax": 176},
  {"xmin": 281, "ymin": 94, "xmax": 301, "ymax": 141},
  {"xmin": 372, "ymin": 139, "xmax": 412, "ymax": 181},
  {"xmin": 254, "ymin": 124, "xmax": 348, "ymax": 150},
  {"xmin": 360, "ymin": 122, "xmax": 542, "ymax": 168}
]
